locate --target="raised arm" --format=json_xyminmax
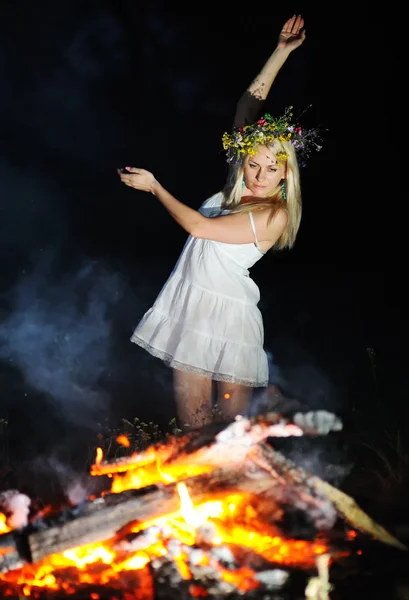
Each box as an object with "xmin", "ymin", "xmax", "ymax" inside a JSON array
[{"xmin": 233, "ymin": 15, "xmax": 306, "ymax": 128}]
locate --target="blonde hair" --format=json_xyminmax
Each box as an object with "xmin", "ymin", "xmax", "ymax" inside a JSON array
[{"xmin": 221, "ymin": 141, "xmax": 302, "ymax": 249}]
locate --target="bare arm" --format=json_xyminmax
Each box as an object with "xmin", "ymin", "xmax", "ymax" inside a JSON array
[
  {"xmin": 118, "ymin": 169, "xmax": 287, "ymax": 245},
  {"xmin": 234, "ymin": 15, "xmax": 306, "ymax": 128},
  {"xmin": 151, "ymin": 180, "xmax": 287, "ymax": 245},
  {"xmin": 191, "ymin": 206, "xmax": 288, "ymax": 246}
]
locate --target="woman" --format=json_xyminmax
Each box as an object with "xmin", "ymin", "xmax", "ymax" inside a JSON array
[{"xmin": 119, "ymin": 15, "xmax": 319, "ymax": 429}]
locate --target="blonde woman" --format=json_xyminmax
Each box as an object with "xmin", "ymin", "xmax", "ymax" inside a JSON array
[{"xmin": 119, "ymin": 15, "xmax": 320, "ymax": 429}]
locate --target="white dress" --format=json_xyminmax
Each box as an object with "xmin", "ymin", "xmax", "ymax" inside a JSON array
[{"xmin": 130, "ymin": 191, "xmax": 269, "ymax": 387}]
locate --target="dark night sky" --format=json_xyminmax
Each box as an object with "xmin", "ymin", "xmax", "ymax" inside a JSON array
[{"xmin": 0, "ymin": 1, "xmax": 405, "ymax": 475}]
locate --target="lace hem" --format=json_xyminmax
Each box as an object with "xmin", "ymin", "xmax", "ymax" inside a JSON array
[{"xmin": 131, "ymin": 335, "xmax": 268, "ymax": 388}]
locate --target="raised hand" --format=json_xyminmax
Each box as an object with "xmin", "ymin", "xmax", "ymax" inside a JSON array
[
  {"xmin": 117, "ymin": 167, "xmax": 156, "ymax": 193},
  {"xmin": 277, "ymin": 14, "xmax": 306, "ymax": 52}
]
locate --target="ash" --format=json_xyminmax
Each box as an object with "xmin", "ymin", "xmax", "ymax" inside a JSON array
[{"xmin": 150, "ymin": 539, "xmax": 301, "ymax": 600}]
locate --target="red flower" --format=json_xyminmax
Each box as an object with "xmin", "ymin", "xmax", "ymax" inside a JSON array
[
  {"xmin": 295, "ymin": 127, "xmax": 302, "ymax": 134},
  {"xmin": 257, "ymin": 119, "xmax": 266, "ymax": 125}
]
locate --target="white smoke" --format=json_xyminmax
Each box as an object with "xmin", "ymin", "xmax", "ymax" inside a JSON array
[
  {"xmin": 0, "ymin": 257, "xmax": 123, "ymax": 423},
  {"xmin": 0, "ymin": 490, "xmax": 31, "ymax": 530}
]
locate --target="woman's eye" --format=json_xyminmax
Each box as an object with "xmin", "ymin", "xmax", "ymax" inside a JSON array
[{"xmin": 248, "ymin": 164, "xmax": 277, "ymax": 172}]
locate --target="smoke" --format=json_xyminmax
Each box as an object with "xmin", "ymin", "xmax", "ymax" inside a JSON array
[
  {"xmin": 258, "ymin": 336, "xmax": 344, "ymax": 414},
  {"xmin": 250, "ymin": 340, "xmax": 344, "ymax": 417},
  {"xmin": 30, "ymin": 454, "xmax": 99, "ymax": 506},
  {"xmin": 0, "ymin": 256, "xmax": 124, "ymax": 426},
  {"xmin": 280, "ymin": 362, "xmax": 342, "ymax": 412},
  {"xmin": 248, "ymin": 348, "xmax": 352, "ymax": 489},
  {"xmin": 0, "ymin": 489, "xmax": 31, "ymax": 529},
  {"xmin": 284, "ymin": 438, "xmax": 353, "ymax": 488}
]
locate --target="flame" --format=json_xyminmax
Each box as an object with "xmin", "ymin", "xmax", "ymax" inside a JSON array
[
  {"xmin": 0, "ymin": 434, "xmax": 351, "ymax": 598},
  {"xmin": 177, "ymin": 482, "xmax": 208, "ymax": 529},
  {"xmin": 0, "ymin": 539, "xmax": 155, "ymax": 597},
  {"xmin": 0, "ymin": 513, "xmax": 11, "ymax": 534},
  {"xmin": 95, "ymin": 447, "xmax": 103, "ymax": 466},
  {"xmin": 0, "ymin": 486, "xmax": 335, "ymax": 597},
  {"xmin": 116, "ymin": 435, "xmax": 130, "ymax": 448}
]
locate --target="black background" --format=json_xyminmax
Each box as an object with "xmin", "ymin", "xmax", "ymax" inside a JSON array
[{"xmin": 0, "ymin": 2, "xmax": 404, "ymax": 489}]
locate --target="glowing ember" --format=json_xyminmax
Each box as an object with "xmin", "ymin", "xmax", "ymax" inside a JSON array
[
  {"xmin": 0, "ymin": 486, "xmax": 334, "ymax": 598},
  {"xmin": 95, "ymin": 447, "xmax": 103, "ymax": 466},
  {"xmin": 1, "ymin": 414, "xmax": 376, "ymax": 599},
  {"xmin": 0, "ymin": 513, "xmax": 11, "ymax": 534},
  {"xmin": 116, "ymin": 435, "xmax": 131, "ymax": 448}
]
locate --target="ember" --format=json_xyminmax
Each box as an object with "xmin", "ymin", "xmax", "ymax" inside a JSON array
[{"xmin": 0, "ymin": 412, "xmax": 406, "ymax": 599}]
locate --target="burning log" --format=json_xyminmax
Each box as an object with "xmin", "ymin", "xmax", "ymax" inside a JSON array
[
  {"xmin": 90, "ymin": 411, "xmax": 343, "ymax": 477},
  {"xmin": 0, "ymin": 415, "xmax": 404, "ymax": 575},
  {"xmin": 0, "ymin": 462, "xmax": 288, "ymax": 572},
  {"xmin": 91, "ymin": 413, "xmax": 406, "ymax": 551},
  {"xmin": 253, "ymin": 442, "xmax": 407, "ymax": 551},
  {"xmin": 0, "ymin": 411, "xmax": 406, "ymax": 599}
]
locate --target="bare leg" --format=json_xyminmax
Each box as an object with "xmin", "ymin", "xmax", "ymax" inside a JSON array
[
  {"xmin": 173, "ymin": 369, "xmax": 213, "ymax": 429},
  {"xmin": 216, "ymin": 381, "xmax": 253, "ymax": 422}
]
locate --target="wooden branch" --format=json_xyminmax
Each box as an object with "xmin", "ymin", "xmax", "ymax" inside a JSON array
[
  {"xmin": 90, "ymin": 415, "xmax": 303, "ymax": 477},
  {"xmin": 311, "ymin": 478, "xmax": 407, "ymax": 551},
  {"xmin": 0, "ymin": 411, "xmax": 404, "ymax": 579},
  {"xmin": 91, "ymin": 412, "xmax": 340, "ymax": 478},
  {"xmin": 0, "ymin": 462, "xmax": 275, "ymax": 571},
  {"xmin": 254, "ymin": 443, "xmax": 407, "ymax": 551}
]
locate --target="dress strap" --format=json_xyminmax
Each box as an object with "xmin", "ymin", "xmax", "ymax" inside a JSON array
[{"xmin": 249, "ymin": 211, "xmax": 262, "ymax": 252}]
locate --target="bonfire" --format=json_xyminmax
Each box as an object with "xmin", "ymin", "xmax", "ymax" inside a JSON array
[{"xmin": 0, "ymin": 411, "xmax": 406, "ymax": 599}]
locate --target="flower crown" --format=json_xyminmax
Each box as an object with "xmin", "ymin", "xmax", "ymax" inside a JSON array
[{"xmin": 222, "ymin": 106, "xmax": 323, "ymax": 167}]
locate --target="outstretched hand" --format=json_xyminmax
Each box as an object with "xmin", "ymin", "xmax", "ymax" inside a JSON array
[
  {"xmin": 277, "ymin": 14, "xmax": 306, "ymax": 52},
  {"xmin": 117, "ymin": 167, "xmax": 156, "ymax": 193}
]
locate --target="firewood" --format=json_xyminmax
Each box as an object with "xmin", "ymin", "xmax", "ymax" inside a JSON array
[
  {"xmin": 0, "ymin": 410, "xmax": 404, "ymax": 581},
  {"xmin": 0, "ymin": 462, "xmax": 276, "ymax": 571},
  {"xmin": 91, "ymin": 412, "xmax": 342, "ymax": 477},
  {"xmin": 254, "ymin": 443, "xmax": 407, "ymax": 551},
  {"xmin": 310, "ymin": 478, "xmax": 407, "ymax": 551}
]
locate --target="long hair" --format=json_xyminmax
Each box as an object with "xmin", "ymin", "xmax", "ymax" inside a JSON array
[{"xmin": 221, "ymin": 141, "xmax": 302, "ymax": 249}]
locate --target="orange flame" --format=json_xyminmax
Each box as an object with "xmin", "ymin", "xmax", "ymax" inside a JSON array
[
  {"xmin": 0, "ymin": 484, "xmax": 336, "ymax": 597},
  {"xmin": 0, "ymin": 437, "xmax": 351, "ymax": 598},
  {"xmin": 116, "ymin": 435, "xmax": 130, "ymax": 448},
  {"xmin": 95, "ymin": 447, "xmax": 103, "ymax": 466},
  {"xmin": 0, "ymin": 513, "xmax": 11, "ymax": 534}
]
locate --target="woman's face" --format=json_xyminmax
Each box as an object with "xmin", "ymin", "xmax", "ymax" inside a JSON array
[{"xmin": 243, "ymin": 145, "xmax": 286, "ymax": 198}]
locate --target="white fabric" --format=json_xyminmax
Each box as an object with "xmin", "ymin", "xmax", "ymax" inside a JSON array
[
  {"xmin": 249, "ymin": 211, "xmax": 262, "ymax": 252},
  {"xmin": 131, "ymin": 191, "xmax": 269, "ymax": 387}
]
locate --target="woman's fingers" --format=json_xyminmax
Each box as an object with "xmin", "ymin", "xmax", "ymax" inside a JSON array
[
  {"xmin": 282, "ymin": 15, "xmax": 296, "ymax": 33},
  {"xmin": 282, "ymin": 14, "xmax": 304, "ymax": 35},
  {"xmin": 117, "ymin": 167, "xmax": 154, "ymax": 192}
]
